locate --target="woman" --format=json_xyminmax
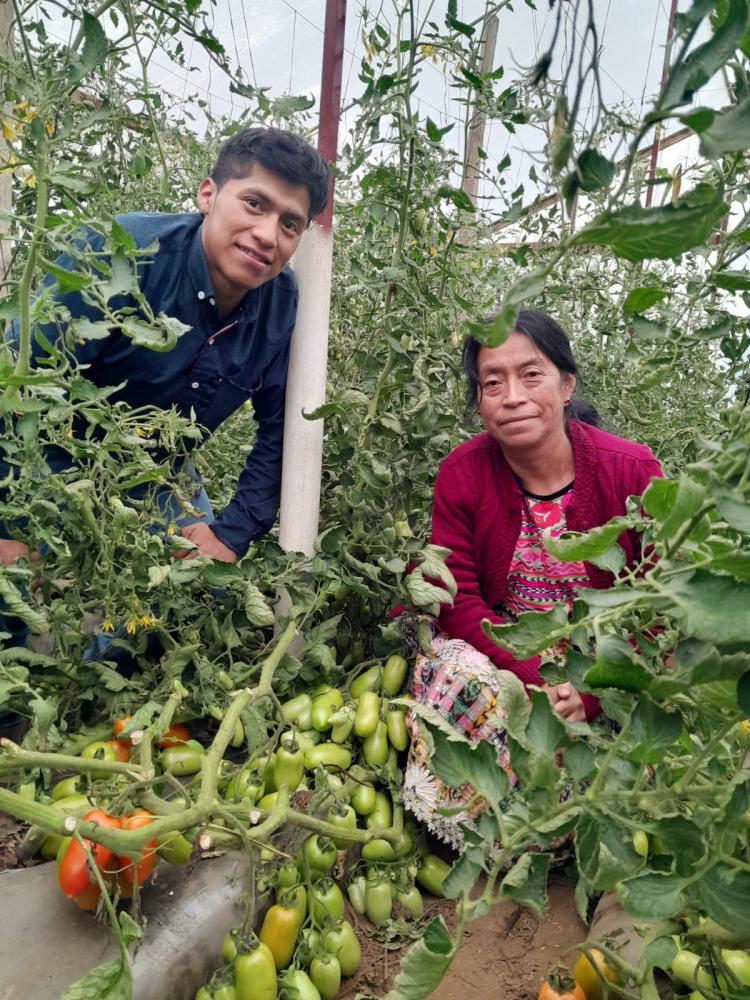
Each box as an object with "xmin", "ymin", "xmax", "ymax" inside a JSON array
[{"xmin": 403, "ymin": 309, "xmax": 662, "ymax": 847}]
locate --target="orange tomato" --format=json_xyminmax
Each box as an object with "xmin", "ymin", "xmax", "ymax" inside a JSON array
[
  {"xmin": 106, "ymin": 738, "xmax": 130, "ymax": 763},
  {"xmin": 159, "ymin": 723, "xmax": 190, "ymax": 748},
  {"xmin": 572, "ymin": 949, "xmax": 619, "ymax": 1000},
  {"xmin": 112, "ymin": 716, "xmax": 132, "ymax": 741},
  {"xmin": 539, "ymin": 983, "xmax": 585, "ymax": 1000}
]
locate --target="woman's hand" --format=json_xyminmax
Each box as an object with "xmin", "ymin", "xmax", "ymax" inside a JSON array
[{"xmin": 546, "ymin": 682, "xmax": 587, "ymax": 723}]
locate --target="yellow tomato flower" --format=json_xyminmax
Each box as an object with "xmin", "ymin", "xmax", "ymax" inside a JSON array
[
  {"xmin": 101, "ymin": 620, "xmax": 115, "ymax": 633},
  {"xmin": 166, "ymin": 523, "xmax": 176, "ymax": 536},
  {"xmin": 138, "ymin": 614, "xmax": 158, "ymax": 628},
  {"xmin": 0, "ymin": 153, "xmax": 17, "ymax": 174},
  {"xmin": 126, "ymin": 618, "xmax": 138, "ymax": 635},
  {"xmin": 1, "ymin": 120, "xmax": 17, "ymax": 141}
]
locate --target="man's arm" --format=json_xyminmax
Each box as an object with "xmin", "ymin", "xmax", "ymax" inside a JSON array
[{"xmin": 202, "ymin": 339, "xmax": 292, "ymax": 559}]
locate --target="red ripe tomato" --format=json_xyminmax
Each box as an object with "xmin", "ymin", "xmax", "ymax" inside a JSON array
[
  {"xmin": 57, "ymin": 810, "xmax": 121, "ymax": 898},
  {"xmin": 73, "ymin": 883, "xmax": 102, "ymax": 910},
  {"xmin": 115, "ymin": 810, "xmax": 157, "ymax": 887},
  {"xmin": 159, "ymin": 723, "xmax": 190, "ymax": 748}
]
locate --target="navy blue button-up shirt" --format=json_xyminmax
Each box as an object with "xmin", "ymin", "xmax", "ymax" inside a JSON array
[{"xmin": 6, "ymin": 212, "xmax": 298, "ymax": 555}]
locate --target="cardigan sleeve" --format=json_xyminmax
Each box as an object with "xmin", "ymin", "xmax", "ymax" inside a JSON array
[{"xmin": 431, "ymin": 458, "xmax": 544, "ymax": 688}]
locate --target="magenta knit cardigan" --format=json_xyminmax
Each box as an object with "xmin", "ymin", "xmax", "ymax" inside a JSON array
[{"xmin": 431, "ymin": 420, "xmax": 663, "ymax": 720}]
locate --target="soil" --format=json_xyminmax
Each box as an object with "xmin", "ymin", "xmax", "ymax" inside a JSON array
[
  {"xmin": 340, "ymin": 875, "xmax": 586, "ymax": 999},
  {"xmin": 0, "ymin": 812, "xmax": 33, "ymax": 870}
]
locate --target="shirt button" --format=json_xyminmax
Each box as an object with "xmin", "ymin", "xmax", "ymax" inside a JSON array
[
  {"xmin": 191, "ymin": 381, "xmax": 199, "ymax": 389},
  {"xmin": 208, "ymin": 337, "xmax": 215, "ymax": 345},
  {"xmin": 209, "ymin": 297, "xmax": 215, "ymax": 306},
  {"xmin": 197, "ymin": 290, "xmax": 205, "ymax": 300}
]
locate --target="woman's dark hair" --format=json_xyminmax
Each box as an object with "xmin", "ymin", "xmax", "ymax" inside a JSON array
[
  {"xmin": 461, "ymin": 307, "xmax": 599, "ymax": 426},
  {"xmin": 210, "ymin": 127, "xmax": 330, "ymax": 220}
]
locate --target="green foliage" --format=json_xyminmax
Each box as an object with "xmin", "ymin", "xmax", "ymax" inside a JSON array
[{"xmin": 1, "ymin": 1, "xmax": 750, "ymax": 998}]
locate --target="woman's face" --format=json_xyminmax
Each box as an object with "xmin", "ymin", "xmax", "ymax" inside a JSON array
[{"xmin": 476, "ymin": 332, "xmax": 575, "ymax": 453}]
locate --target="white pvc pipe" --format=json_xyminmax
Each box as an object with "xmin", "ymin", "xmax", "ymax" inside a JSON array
[{"xmin": 278, "ymin": 221, "xmax": 333, "ymax": 557}]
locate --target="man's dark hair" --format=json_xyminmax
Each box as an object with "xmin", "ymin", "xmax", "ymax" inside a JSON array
[
  {"xmin": 210, "ymin": 127, "xmax": 330, "ymax": 220},
  {"xmin": 461, "ymin": 307, "xmax": 599, "ymax": 426}
]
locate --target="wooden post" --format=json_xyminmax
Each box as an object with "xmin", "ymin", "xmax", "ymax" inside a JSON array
[
  {"xmin": 460, "ymin": 11, "xmax": 498, "ymax": 228},
  {"xmin": 646, "ymin": 0, "xmax": 679, "ymax": 207}
]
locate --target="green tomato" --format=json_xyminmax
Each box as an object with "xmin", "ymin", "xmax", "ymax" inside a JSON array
[
  {"xmin": 308, "ymin": 878, "xmax": 345, "ymax": 923},
  {"xmin": 365, "ymin": 791, "xmax": 392, "ymax": 830},
  {"xmin": 280, "ymin": 693, "xmax": 313, "ymax": 727},
  {"xmin": 632, "ymin": 830, "xmax": 649, "ymax": 858},
  {"xmin": 323, "ymin": 920, "xmax": 361, "ymax": 977},
  {"xmin": 156, "ymin": 831, "xmax": 193, "ymax": 866},
  {"xmin": 51, "ymin": 775, "xmax": 83, "ymax": 801},
  {"xmin": 304, "ymin": 743, "xmax": 352, "ymax": 771},
  {"xmin": 299, "ymin": 834, "xmax": 337, "ymax": 873},
  {"xmin": 274, "ymin": 742, "xmax": 305, "ymax": 791},
  {"xmin": 362, "ymin": 721, "xmax": 389, "ymax": 766},
  {"xmin": 382, "ymin": 655, "xmax": 408, "ymax": 697},
  {"xmin": 311, "ymin": 687, "xmax": 344, "ymax": 732},
  {"xmin": 278, "ymin": 969, "xmax": 321, "ymax": 1000},
  {"xmin": 161, "ymin": 743, "xmax": 204, "ymax": 776},
  {"xmin": 310, "ymin": 954, "xmax": 341, "ymax": 1000},
  {"xmin": 329, "ymin": 705, "xmax": 355, "ymax": 744},
  {"xmin": 354, "ymin": 690, "xmax": 380, "ymax": 739},
  {"xmin": 417, "ymin": 854, "xmax": 450, "ymax": 897},
  {"xmin": 195, "ymin": 988, "xmax": 213, "ymax": 1000},
  {"xmin": 277, "ymin": 860, "xmax": 301, "ymax": 889},
  {"xmin": 670, "ymin": 949, "xmax": 712, "ymax": 989},
  {"xmin": 222, "ymin": 929, "xmax": 239, "ymax": 964},
  {"xmin": 346, "ymin": 876, "xmax": 367, "ymax": 915},
  {"xmin": 386, "ymin": 708, "xmax": 408, "ymax": 751},
  {"xmin": 365, "ymin": 878, "xmax": 392, "ymax": 926},
  {"xmin": 234, "ymin": 941, "xmax": 277, "ymax": 1000},
  {"xmin": 349, "ymin": 665, "xmax": 382, "ymax": 700},
  {"xmin": 396, "ymin": 885, "xmax": 424, "ymax": 919},
  {"xmin": 721, "ymin": 949, "xmax": 750, "ymax": 986},
  {"xmin": 51, "ymin": 793, "xmax": 91, "ymax": 816},
  {"xmin": 214, "ymin": 985, "xmax": 237, "ymax": 1000},
  {"xmin": 362, "ymin": 828, "xmax": 412, "ymax": 862},
  {"xmin": 224, "ymin": 767, "xmax": 264, "ymax": 803},
  {"xmin": 257, "ymin": 791, "xmax": 279, "ymax": 810},
  {"xmin": 326, "ymin": 803, "xmax": 358, "ymax": 848},
  {"xmin": 81, "ymin": 740, "xmax": 117, "ymax": 762},
  {"xmin": 351, "ymin": 782, "xmax": 377, "ymax": 816}
]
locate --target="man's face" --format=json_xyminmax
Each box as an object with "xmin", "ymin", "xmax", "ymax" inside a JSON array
[{"xmin": 197, "ymin": 163, "xmax": 311, "ymax": 312}]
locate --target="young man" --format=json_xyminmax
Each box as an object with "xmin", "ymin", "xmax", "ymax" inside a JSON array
[{"xmin": 0, "ymin": 127, "xmax": 330, "ymax": 566}]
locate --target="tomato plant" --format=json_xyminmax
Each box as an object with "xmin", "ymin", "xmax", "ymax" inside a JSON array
[{"xmin": 0, "ymin": 2, "xmax": 749, "ymax": 999}]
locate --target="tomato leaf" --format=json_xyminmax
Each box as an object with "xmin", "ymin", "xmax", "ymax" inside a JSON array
[
  {"xmin": 618, "ymin": 871, "xmax": 685, "ymax": 920},
  {"xmin": 623, "ymin": 286, "xmax": 669, "ymax": 315},
  {"xmin": 686, "ymin": 863, "xmax": 750, "ymax": 936},
  {"xmin": 666, "ymin": 569, "xmax": 750, "ymax": 644},
  {"xmin": 427, "ymin": 724, "xmax": 510, "ymax": 804},
  {"xmin": 628, "ymin": 696, "xmax": 683, "ymax": 763},
  {"xmin": 482, "ymin": 604, "xmax": 570, "ymax": 659},
  {"xmin": 500, "ymin": 852, "xmax": 551, "ymax": 915},
  {"xmin": 662, "ymin": 0, "xmax": 749, "ymax": 110},
  {"xmin": 572, "ymin": 182, "xmax": 726, "ymax": 261},
  {"xmin": 525, "ymin": 690, "xmax": 567, "ymax": 754},
  {"xmin": 385, "ymin": 917, "xmax": 455, "ymax": 1000},
  {"xmin": 59, "ymin": 957, "xmax": 132, "ymax": 1000}
]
